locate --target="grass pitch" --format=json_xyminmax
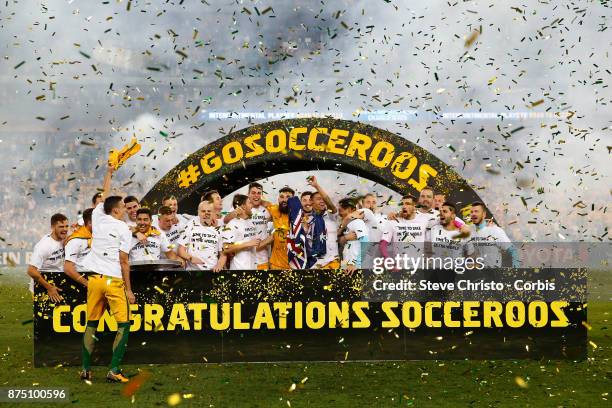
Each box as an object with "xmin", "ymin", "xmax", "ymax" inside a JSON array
[{"xmin": 0, "ymin": 268, "xmax": 609, "ymax": 407}]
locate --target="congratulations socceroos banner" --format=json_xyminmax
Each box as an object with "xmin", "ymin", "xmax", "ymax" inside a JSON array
[
  {"xmin": 34, "ymin": 269, "xmax": 586, "ymax": 367},
  {"xmin": 141, "ymin": 118, "xmax": 493, "ymax": 218}
]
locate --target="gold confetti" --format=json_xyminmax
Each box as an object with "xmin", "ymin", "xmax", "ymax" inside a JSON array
[
  {"xmin": 167, "ymin": 393, "xmax": 181, "ymax": 406},
  {"xmin": 514, "ymin": 376, "xmax": 528, "ymax": 388}
]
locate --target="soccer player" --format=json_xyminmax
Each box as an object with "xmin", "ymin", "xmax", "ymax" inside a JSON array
[
  {"xmin": 433, "ymin": 193, "xmax": 446, "ymax": 211},
  {"xmin": 91, "ymin": 192, "xmax": 104, "ymax": 207},
  {"xmin": 79, "ymin": 165, "xmax": 134, "ymax": 383},
  {"xmin": 178, "ymin": 201, "xmax": 227, "ymax": 271},
  {"xmin": 266, "ymin": 187, "xmax": 294, "ymax": 270},
  {"xmin": 155, "ymin": 205, "xmax": 183, "ymax": 254},
  {"xmin": 27, "ymin": 213, "xmax": 69, "ymax": 302},
  {"xmin": 153, "ymin": 195, "xmax": 193, "ymax": 230},
  {"xmin": 337, "ymin": 198, "xmax": 369, "ymax": 275},
  {"xmin": 380, "ymin": 195, "xmax": 427, "ymax": 259},
  {"xmin": 358, "ymin": 193, "xmax": 388, "ymax": 243},
  {"xmin": 123, "ymin": 196, "xmax": 140, "ymax": 227},
  {"xmin": 64, "ymin": 208, "xmax": 93, "ymax": 287},
  {"xmin": 128, "ymin": 208, "xmax": 180, "ymax": 263},
  {"xmin": 469, "ymin": 202, "xmax": 518, "ymax": 267},
  {"xmin": 222, "ymin": 194, "xmax": 261, "ymax": 270},
  {"xmin": 309, "ymin": 176, "xmax": 340, "ymax": 269},
  {"xmin": 201, "ymin": 190, "xmax": 225, "ymax": 227},
  {"xmin": 247, "ymin": 183, "xmax": 272, "ymax": 269},
  {"xmin": 427, "ymin": 202, "xmax": 475, "ymax": 263}
]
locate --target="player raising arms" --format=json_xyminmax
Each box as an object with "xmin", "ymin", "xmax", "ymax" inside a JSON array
[
  {"xmin": 178, "ymin": 201, "xmax": 227, "ymax": 271},
  {"xmin": 64, "ymin": 208, "xmax": 93, "ymax": 287},
  {"xmin": 78, "ymin": 164, "xmax": 134, "ymax": 383},
  {"xmin": 309, "ymin": 176, "xmax": 340, "ymax": 269},
  {"xmin": 27, "ymin": 213, "xmax": 69, "ymax": 302}
]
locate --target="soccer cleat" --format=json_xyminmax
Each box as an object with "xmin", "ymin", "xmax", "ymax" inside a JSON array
[
  {"xmin": 80, "ymin": 370, "xmax": 92, "ymax": 382},
  {"xmin": 106, "ymin": 370, "xmax": 129, "ymax": 383}
]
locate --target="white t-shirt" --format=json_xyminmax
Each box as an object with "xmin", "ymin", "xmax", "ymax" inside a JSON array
[
  {"xmin": 314, "ymin": 212, "xmax": 340, "ymax": 267},
  {"xmin": 360, "ymin": 208, "xmax": 387, "ymax": 243},
  {"xmin": 80, "ymin": 203, "xmax": 133, "ymax": 278},
  {"xmin": 128, "ymin": 230, "xmax": 170, "ymax": 262},
  {"xmin": 381, "ymin": 216, "xmax": 427, "ymax": 257},
  {"xmin": 180, "ymin": 218, "xmax": 224, "ymax": 270},
  {"xmin": 156, "ymin": 223, "xmax": 183, "ymax": 258},
  {"xmin": 222, "ymin": 218, "xmax": 257, "ymax": 270},
  {"xmin": 470, "ymin": 224, "xmax": 512, "ymax": 267},
  {"xmin": 30, "ymin": 234, "xmax": 64, "ymax": 272},
  {"xmin": 428, "ymin": 224, "xmax": 474, "ymax": 274},
  {"xmin": 415, "ymin": 209, "xmax": 465, "ymax": 228},
  {"xmin": 64, "ymin": 238, "xmax": 90, "ymax": 272},
  {"xmin": 251, "ymin": 205, "xmax": 271, "ymax": 265},
  {"xmin": 126, "ymin": 218, "xmax": 137, "ymax": 228},
  {"xmin": 342, "ymin": 219, "xmax": 368, "ymax": 267}
]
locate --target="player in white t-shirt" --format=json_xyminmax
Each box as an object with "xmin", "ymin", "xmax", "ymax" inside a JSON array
[
  {"xmin": 152, "ymin": 195, "xmax": 194, "ymax": 233},
  {"xmin": 222, "ymin": 194, "xmax": 261, "ymax": 270},
  {"xmin": 427, "ymin": 202, "xmax": 475, "ymax": 273},
  {"xmin": 380, "ymin": 195, "xmax": 427, "ymax": 260},
  {"xmin": 202, "ymin": 189, "xmax": 225, "ymax": 227},
  {"xmin": 178, "ymin": 201, "xmax": 227, "ymax": 271},
  {"xmin": 309, "ymin": 176, "xmax": 341, "ymax": 269},
  {"xmin": 337, "ymin": 198, "xmax": 369, "ymax": 275},
  {"xmin": 27, "ymin": 213, "xmax": 69, "ymax": 302},
  {"xmin": 123, "ymin": 196, "xmax": 140, "ymax": 228},
  {"xmin": 128, "ymin": 208, "xmax": 181, "ymax": 263},
  {"xmin": 154, "ymin": 205, "xmax": 183, "ymax": 255},
  {"xmin": 78, "ymin": 165, "xmax": 134, "ymax": 383},
  {"xmin": 64, "ymin": 208, "xmax": 93, "ymax": 287},
  {"xmin": 469, "ymin": 201, "xmax": 518, "ymax": 267},
  {"xmin": 247, "ymin": 183, "xmax": 271, "ymax": 269}
]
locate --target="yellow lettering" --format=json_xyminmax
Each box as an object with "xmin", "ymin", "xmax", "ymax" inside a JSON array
[
  {"xmin": 253, "ymin": 303, "xmax": 275, "ymax": 329},
  {"xmin": 188, "ymin": 303, "xmax": 207, "ymax": 330},
  {"xmin": 505, "ymin": 301, "xmax": 526, "ymax": 328},
  {"xmin": 408, "ymin": 164, "xmax": 438, "ymax": 191},
  {"xmin": 210, "ymin": 303, "xmax": 230, "ymax": 330},
  {"xmin": 328, "ymin": 302, "xmax": 350, "ymax": 328},
  {"xmin": 52, "ymin": 305, "xmax": 71, "ymax": 333},
  {"xmin": 244, "ymin": 134, "xmax": 265, "ymax": 158},
  {"xmin": 550, "ymin": 301, "xmax": 569, "ymax": 327},
  {"xmin": 289, "ymin": 127, "xmax": 307, "ymax": 151},
  {"xmin": 200, "ymin": 151, "xmax": 222, "ymax": 174},
  {"xmin": 424, "ymin": 302, "xmax": 442, "ymax": 328},
  {"xmin": 72, "ymin": 304, "xmax": 87, "ymax": 333},
  {"xmin": 307, "ymin": 128, "xmax": 327, "ymax": 151},
  {"xmin": 305, "ymin": 301, "xmax": 326, "ymax": 329},
  {"xmin": 221, "ymin": 141, "xmax": 244, "ymax": 164},
  {"xmin": 345, "ymin": 132, "xmax": 372, "ymax": 161},
  {"xmin": 402, "ymin": 301, "xmax": 422, "ymax": 328},
  {"xmin": 266, "ymin": 129, "xmax": 287, "ymax": 153},
  {"xmin": 326, "ymin": 129, "xmax": 349, "ymax": 155},
  {"xmin": 462, "ymin": 301, "xmax": 481, "ymax": 328},
  {"xmin": 144, "ymin": 304, "xmax": 165, "ymax": 331},
  {"xmin": 443, "ymin": 301, "xmax": 461, "ymax": 328},
  {"xmin": 167, "ymin": 303, "xmax": 190, "ymax": 331},
  {"xmin": 274, "ymin": 302, "xmax": 292, "ymax": 329},
  {"xmin": 483, "ymin": 302, "xmax": 503, "ymax": 327},
  {"xmin": 390, "ymin": 152, "xmax": 418, "ymax": 179},
  {"xmin": 369, "ymin": 141, "xmax": 395, "ymax": 168},
  {"xmin": 351, "ymin": 301, "xmax": 371, "ymax": 328},
  {"xmin": 381, "ymin": 301, "xmax": 400, "ymax": 328}
]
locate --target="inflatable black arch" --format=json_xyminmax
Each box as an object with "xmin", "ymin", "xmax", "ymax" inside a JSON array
[{"xmin": 142, "ymin": 118, "xmax": 492, "ymax": 221}]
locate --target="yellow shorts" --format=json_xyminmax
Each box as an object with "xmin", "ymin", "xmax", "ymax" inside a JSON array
[
  {"xmin": 87, "ymin": 275, "xmax": 130, "ymax": 323},
  {"xmin": 319, "ymin": 259, "xmax": 340, "ymax": 270},
  {"xmin": 257, "ymin": 263, "xmax": 269, "ymax": 270}
]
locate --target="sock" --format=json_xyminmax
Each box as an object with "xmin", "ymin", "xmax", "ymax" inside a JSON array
[
  {"xmin": 110, "ymin": 322, "xmax": 130, "ymax": 374},
  {"xmin": 82, "ymin": 320, "xmax": 99, "ymax": 371}
]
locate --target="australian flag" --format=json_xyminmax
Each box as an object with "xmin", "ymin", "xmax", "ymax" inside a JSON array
[{"xmin": 287, "ymin": 196, "xmax": 326, "ymax": 269}]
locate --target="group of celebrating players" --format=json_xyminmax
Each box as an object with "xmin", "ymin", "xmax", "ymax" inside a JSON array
[{"xmin": 26, "ymin": 163, "xmax": 515, "ymax": 383}]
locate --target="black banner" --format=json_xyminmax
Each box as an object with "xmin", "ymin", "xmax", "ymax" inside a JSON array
[
  {"xmin": 141, "ymin": 118, "xmax": 495, "ymax": 221},
  {"xmin": 34, "ymin": 269, "xmax": 587, "ymax": 367}
]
